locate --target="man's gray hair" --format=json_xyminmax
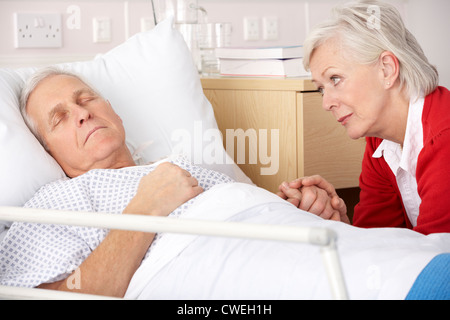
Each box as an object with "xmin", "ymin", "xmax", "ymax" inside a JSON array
[
  {"xmin": 303, "ymin": 0, "xmax": 439, "ymax": 98},
  {"xmin": 19, "ymin": 66, "xmax": 99, "ymax": 150}
]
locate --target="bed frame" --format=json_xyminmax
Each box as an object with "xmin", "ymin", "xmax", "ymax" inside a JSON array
[{"xmin": 0, "ymin": 206, "xmax": 348, "ymax": 300}]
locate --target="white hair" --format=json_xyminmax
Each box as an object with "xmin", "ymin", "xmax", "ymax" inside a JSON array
[
  {"xmin": 19, "ymin": 66, "xmax": 101, "ymax": 150},
  {"xmin": 303, "ymin": 0, "xmax": 439, "ymax": 98}
]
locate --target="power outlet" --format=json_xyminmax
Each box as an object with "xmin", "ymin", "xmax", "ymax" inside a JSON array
[{"xmin": 14, "ymin": 13, "xmax": 62, "ymax": 48}]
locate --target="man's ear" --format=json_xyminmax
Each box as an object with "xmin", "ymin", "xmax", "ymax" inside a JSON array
[{"xmin": 380, "ymin": 51, "xmax": 400, "ymax": 89}]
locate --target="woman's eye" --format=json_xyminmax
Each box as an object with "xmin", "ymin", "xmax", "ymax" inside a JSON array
[
  {"xmin": 331, "ymin": 76, "xmax": 341, "ymax": 86},
  {"xmin": 317, "ymin": 76, "xmax": 340, "ymax": 96}
]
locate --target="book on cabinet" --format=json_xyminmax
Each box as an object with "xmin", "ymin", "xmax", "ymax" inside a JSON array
[
  {"xmin": 215, "ymin": 46, "xmax": 304, "ymax": 60},
  {"xmin": 219, "ymin": 57, "xmax": 310, "ymax": 78},
  {"xmin": 216, "ymin": 45, "xmax": 308, "ymax": 78}
]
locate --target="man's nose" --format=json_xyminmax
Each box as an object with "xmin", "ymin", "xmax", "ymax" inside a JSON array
[{"xmin": 73, "ymin": 105, "xmax": 91, "ymax": 127}]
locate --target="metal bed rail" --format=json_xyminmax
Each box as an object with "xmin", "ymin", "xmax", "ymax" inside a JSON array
[{"xmin": 0, "ymin": 206, "xmax": 349, "ymax": 300}]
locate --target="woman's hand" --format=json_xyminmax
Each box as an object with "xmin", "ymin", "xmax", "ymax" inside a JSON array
[{"xmin": 277, "ymin": 175, "xmax": 349, "ymax": 223}]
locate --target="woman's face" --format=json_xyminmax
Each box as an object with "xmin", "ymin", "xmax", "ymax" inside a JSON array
[{"xmin": 309, "ymin": 38, "xmax": 393, "ymax": 140}]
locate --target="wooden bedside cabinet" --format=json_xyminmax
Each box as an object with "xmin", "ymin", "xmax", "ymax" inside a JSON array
[{"xmin": 201, "ymin": 77, "xmax": 366, "ymax": 195}]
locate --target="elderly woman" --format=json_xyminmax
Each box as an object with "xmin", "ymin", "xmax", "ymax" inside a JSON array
[{"xmin": 278, "ymin": 0, "xmax": 449, "ymax": 235}]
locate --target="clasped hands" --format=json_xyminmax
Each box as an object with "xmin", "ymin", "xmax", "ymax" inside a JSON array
[
  {"xmin": 277, "ymin": 176, "xmax": 350, "ymax": 224},
  {"xmin": 132, "ymin": 162, "xmax": 350, "ymax": 224}
]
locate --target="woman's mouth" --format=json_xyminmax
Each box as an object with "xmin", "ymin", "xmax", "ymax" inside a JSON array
[{"xmin": 338, "ymin": 114, "xmax": 353, "ymax": 126}]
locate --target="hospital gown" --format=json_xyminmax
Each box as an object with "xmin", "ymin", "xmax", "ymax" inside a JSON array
[{"xmin": 0, "ymin": 155, "xmax": 234, "ymax": 288}]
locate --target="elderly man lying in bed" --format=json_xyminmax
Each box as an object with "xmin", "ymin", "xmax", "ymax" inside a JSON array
[
  {"xmin": 1, "ymin": 67, "xmax": 448, "ymax": 300},
  {"xmin": 0, "ymin": 68, "xmax": 336, "ymax": 297}
]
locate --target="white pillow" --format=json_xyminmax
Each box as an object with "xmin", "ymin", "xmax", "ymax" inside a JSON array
[
  {"xmin": 0, "ymin": 17, "xmax": 251, "ymax": 212},
  {"xmin": 0, "ymin": 68, "xmax": 66, "ymax": 207}
]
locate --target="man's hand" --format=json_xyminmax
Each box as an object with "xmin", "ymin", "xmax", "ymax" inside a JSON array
[
  {"xmin": 125, "ymin": 162, "xmax": 204, "ymax": 217},
  {"xmin": 277, "ymin": 175, "xmax": 349, "ymax": 224}
]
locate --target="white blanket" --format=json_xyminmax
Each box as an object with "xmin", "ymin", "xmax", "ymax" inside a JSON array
[{"xmin": 126, "ymin": 183, "xmax": 450, "ymax": 300}]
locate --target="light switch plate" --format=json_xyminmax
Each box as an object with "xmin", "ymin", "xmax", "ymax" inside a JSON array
[
  {"xmin": 244, "ymin": 17, "xmax": 260, "ymax": 41},
  {"xmin": 93, "ymin": 17, "xmax": 112, "ymax": 43},
  {"xmin": 263, "ymin": 16, "xmax": 279, "ymax": 41}
]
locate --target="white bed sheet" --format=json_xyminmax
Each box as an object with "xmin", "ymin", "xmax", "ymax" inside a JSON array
[{"xmin": 125, "ymin": 183, "xmax": 450, "ymax": 300}]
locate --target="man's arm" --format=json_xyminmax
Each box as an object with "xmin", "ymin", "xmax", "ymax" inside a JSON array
[
  {"xmin": 38, "ymin": 162, "xmax": 203, "ymax": 297},
  {"xmin": 38, "ymin": 228, "xmax": 155, "ymax": 297}
]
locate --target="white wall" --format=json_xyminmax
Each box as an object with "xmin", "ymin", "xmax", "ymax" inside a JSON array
[
  {"xmin": 404, "ymin": 0, "xmax": 450, "ymax": 88},
  {"xmin": 199, "ymin": 0, "xmax": 449, "ymax": 88},
  {"xmin": 0, "ymin": 0, "xmax": 448, "ymax": 87}
]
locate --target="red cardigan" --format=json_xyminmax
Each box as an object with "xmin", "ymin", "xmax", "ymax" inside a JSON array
[{"xmin": 353, "ymin": 87, "xmax": 450, "ymax": 235}]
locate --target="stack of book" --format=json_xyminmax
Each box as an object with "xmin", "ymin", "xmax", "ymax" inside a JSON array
[{"xmin": 215, "ymin": 45, "xmax": 310, "ymax": 78}]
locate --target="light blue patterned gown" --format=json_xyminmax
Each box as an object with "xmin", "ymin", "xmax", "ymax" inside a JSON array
[{"xmin": 0, "ymin": 155, "xmax": 234, "ymax": 288}]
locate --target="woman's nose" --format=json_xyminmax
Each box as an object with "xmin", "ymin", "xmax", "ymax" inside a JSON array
[{"xmin": 322, "ymin": 91, "xmax": 338, "ymax": 111}]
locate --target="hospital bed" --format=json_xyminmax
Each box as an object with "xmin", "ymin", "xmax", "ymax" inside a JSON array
[
  {"xmin": 0, "ymin": 205, "xmax": 347, "ymax": 300},
  {"xmin": 0, "ymin": 17, "xmax": 449, "ymax": 300}
]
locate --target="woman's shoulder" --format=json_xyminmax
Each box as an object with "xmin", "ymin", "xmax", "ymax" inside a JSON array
[
  {"xmin": 423, "ymin": 86, "xmax": 450, "ymax": 118},
  {"xmin": 422, "ymin": 86, "xmax": 450, "ymax": 142}
]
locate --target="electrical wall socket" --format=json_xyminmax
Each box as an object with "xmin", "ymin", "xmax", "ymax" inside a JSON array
[{"xmin": 14, "ymin": 13, "xmax": 62, "ymax": 48}]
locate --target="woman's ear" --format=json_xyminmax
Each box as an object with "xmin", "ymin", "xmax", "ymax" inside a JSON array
[{"xmin": 380, "ymin": 51, "xmax": 400, "ymax": 89}]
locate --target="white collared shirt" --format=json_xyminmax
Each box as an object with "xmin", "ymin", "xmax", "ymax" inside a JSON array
[{"xmin": 372, "ymin": 96, "xmax": 425, "ymax": 227}]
